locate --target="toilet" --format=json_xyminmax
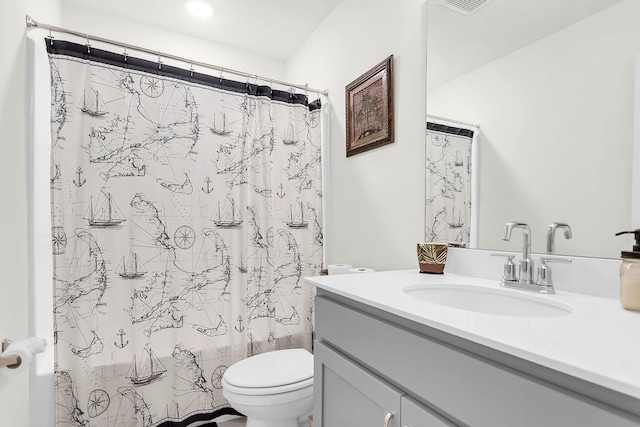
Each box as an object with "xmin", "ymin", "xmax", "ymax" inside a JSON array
[{"xmin": 222, "ymin": 348, "xmax": 314, "ymax": 427}]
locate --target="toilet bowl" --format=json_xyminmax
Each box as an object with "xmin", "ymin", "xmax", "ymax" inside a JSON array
[{"xmin": 222, "ymin": 348, "xmax": 314, "ymax": 427}]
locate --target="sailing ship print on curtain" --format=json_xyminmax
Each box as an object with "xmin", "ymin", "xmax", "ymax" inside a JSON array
[
  {"xmin": 47, "ymin": 40, "xmax": 323, "ymax": 426},
  {"xmin": 425, "ymin": 122, "xmax": 473, "ymax": 247}
]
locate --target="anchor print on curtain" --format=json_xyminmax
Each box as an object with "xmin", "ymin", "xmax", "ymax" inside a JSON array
[{"xmin": 47, "ymin": 40, "xmax": 323, "ymax": 426}]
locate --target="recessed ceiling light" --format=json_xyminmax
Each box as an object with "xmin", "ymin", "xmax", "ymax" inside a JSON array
[{"xmin": 186, "ymin": 0, "xmax": 213, "ymax": 18}]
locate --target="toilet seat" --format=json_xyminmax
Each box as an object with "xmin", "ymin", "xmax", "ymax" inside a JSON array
[
  {"xmin": 222, "ymin": 349, "xmax": 314, "ymax": 396},
  {"xmin": 222, "ymin": 376, "xmax": 313, "ymax": 396}
]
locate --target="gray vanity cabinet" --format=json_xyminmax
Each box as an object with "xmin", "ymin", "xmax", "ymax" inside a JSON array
[{"xmin": 314, "ymin": 291, "xmax": 640, "ymax": 427}]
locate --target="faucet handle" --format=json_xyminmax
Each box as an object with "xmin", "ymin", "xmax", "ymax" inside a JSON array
[
  {"xmin": 540, "ymin": 255, "xmax": 572, "ymax": 265},
  {"xmin": 536, "ymin": 256, "xmax": 572, "ymax": 291},
  {"xmin": 491, "ymin": 252, "xmax": 517, "ymax": 282}
]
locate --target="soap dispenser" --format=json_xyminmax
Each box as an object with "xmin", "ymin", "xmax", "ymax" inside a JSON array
[{"xmin": 615, "ymin": 230, "xmax": 640, "ymax": 311}]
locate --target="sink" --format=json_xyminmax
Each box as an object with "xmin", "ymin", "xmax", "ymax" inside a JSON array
[{"xmin": 404, "ymin": 284, "xmax": 573, "ymax": 318}]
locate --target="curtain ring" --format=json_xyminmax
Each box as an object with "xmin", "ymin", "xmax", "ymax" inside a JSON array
[
  {"xmin": 123, "ymin": 43, "xmax": 128, "ymax": 62},
  {"xmin": 219, "ymin": 67, "xmax": 224, "ymax": 83},
  {"xmin": 157, "ymin": 53, "xmax": 162, "ymax": 70},
  {"xmin": 85, "ymin": 34, "xmax": 91, "ymax": 54},
  {"xmin": 190, "ymin": 62, "xmax": 195, "ymax": 77},
  {"xmin": 48, "ymin": 25, "xmax": 53, "ymax": 45}
]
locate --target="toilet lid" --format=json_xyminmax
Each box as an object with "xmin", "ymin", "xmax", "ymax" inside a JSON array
[{"xmin": 223, "ymin": 349, "xmax": 313, "ymax": 389}]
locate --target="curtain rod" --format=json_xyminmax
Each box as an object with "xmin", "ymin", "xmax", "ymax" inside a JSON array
[
  {"xmin": 25, "ymin": 15, "xmax": 328, "ymax": 97},
  {"xmin": 427, "ymin": 114, "xmax": 480, "ymax": 129}
]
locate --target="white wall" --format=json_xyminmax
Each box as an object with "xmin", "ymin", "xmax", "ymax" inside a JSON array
[
  {"xmin": 1, "ymin": 2, "xmax": 61, "ymax": 426},
  {"xmin": 428, "ymin": 0, "xmax": 640, "ymax": 258},
  {"xmin": 287, "ymin": 0, "xmax": 428, "ymax": 271}
]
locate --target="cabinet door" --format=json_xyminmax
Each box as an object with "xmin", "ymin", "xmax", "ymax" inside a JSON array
[
  {"xmin": 315, "ymin": 341, "xmax": 402, "ymax": 427},
  {"xmin": 400, "ymin": 396, "xmax": 456, "ymax": 427}
]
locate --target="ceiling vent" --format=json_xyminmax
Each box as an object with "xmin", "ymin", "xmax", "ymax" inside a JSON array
[{"xmin": 437, "ymin": 0, "xmax": 493, "ymax": 15}]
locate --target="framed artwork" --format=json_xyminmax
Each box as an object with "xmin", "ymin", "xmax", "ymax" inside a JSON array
[{"xmin": 345, "ymin": 55, "xmax": 394, "ymax": 157}]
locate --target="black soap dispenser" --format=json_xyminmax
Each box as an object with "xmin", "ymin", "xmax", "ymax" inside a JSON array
[{"xmin": 615, "ymin": 230, "xmax": 640, "ymax": 311}]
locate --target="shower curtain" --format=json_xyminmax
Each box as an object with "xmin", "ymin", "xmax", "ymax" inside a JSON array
[
  {"xmin": 425, "ymin": 121, "xmax": 477, "ymax": 247},
  {"xmin": 46, "ymin": 39, "xmax": 323, "ymax": 426}
]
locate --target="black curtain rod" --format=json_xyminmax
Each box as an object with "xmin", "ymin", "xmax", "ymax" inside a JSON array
[
  {"xmin": 26, "ymin": 15, "xmax": 329, "ymax": 97},
  {"xmin": 426, "ymin": 114, "xmax": 479, "ymax": 129}
]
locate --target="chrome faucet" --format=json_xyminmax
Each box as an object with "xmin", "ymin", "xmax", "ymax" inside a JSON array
[
  {"xmin": 502, "ymin": 222, "xmax": 534, "ymax": 285},
  {"xmin": 546, "ymin": 222, "xmax": 572, "ymax": 254},
  {"xmin": 493, "ymin": 221, "xmax": 572, "ymax": 294}
]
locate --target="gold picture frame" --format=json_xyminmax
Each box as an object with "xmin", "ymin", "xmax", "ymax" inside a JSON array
[{"xmin": 345, "ymin": 55, "xmax": 394, "ymax": 157}]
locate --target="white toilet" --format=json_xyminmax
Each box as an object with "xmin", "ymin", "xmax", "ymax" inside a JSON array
[{"xmin": 221, "ymin": 348, "xmax": 314, "ymax": 427}]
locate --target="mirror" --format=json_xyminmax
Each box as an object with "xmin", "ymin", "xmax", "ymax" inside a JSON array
[{"xmin": 426, "ymin": 0, "xmax": 637, "ymax": 258}]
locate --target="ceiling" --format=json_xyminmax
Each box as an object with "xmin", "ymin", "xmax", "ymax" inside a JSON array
[
  {"xmin": 427, "ymin": 0, "xmax": 625, "ymax": 88},
  {"xmin": 61, "ymin": 0, "xmax": 344, "ymax": 61}
]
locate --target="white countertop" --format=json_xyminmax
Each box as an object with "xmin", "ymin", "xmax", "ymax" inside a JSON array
[{"xmin": 305, "ymin": 269, "xmax": 640, "ymax": 400}]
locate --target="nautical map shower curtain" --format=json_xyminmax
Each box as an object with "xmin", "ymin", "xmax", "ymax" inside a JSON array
[
  {"xmin": 47, "ymin": 40, "xmax": 323, "ymax": 426},
  {"xmin": 425, "ymin": 122, "xmax": 474, "ymax": 247}
]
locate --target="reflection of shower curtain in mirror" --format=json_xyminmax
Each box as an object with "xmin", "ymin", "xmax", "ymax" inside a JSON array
[
  {"xmin": 47, "ymin": 40, "xmax": 323, "ymax": 426},
  {"xmin": 425, "ymin": 122, "xmax": 474, "ymax": 246}
]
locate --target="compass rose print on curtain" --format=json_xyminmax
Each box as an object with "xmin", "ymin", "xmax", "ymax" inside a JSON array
[{"xmin": 47, "ymin": 39, "xmax": 323, "ymax": 426}]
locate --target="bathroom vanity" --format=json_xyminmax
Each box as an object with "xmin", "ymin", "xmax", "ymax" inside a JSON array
[{"xmin": 306, "ymin": 267, "xmax": 640, "ymax": 427}]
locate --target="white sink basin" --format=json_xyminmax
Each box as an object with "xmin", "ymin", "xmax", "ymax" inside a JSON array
[{"xmin": 404, "ymin": 284, "xmax": 573, "ymax": 318}]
